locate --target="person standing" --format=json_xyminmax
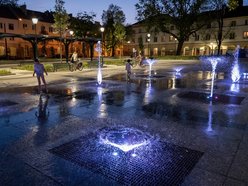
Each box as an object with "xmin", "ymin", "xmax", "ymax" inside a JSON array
[
  {"xmin": 33, "ymin": 58, "xmax": 48, "ymax": 93},
  {"xmin": 125, "ymin": 59, "xmax": 133, "ymax": 81}
]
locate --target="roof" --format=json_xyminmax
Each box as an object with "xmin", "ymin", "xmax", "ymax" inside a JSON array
[{"xmin": 0, "ymin": 5, "xmax": 54, "ymax": 23}]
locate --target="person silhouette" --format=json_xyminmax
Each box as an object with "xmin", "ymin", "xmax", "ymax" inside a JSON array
[
  {"xmin": 125, "ymin": 59, "xmax": 133, "ymax": 81},
  {"xmin": 33, "ymin": 58, "xmax": 48, "ymax": 94}
]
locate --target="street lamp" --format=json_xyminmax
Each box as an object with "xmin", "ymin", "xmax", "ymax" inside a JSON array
[
  {"xmin": 100, "ymin": 26, "xmax": 105, "ymax": 66},
  {"xmin": 32, "ymin": 18, "xmax": 38, "ymax": 59},
  {"xmin": 147, "ymin": 33, "xmax": 151, "ymax": 57},
  {"xmin": 69, "ymin": 30, "xmax": 74, "ymax": 53}
]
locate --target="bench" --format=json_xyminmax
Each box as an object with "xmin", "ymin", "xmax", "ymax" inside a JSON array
[{"xmin": 53, "ymin": 63, "xmax": 69, "ymax": 72}]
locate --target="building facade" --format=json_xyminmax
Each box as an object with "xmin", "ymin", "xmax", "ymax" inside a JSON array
[
  {"xmin": 0, "ymin": 5, "xmax": 90, "ymax": 60},
  {"xmin": 124, "ymin": 6, "xmax": 248, "ymax": 58}
]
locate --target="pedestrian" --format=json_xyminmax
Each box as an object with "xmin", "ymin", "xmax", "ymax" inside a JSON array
[
  {"xmin": 70, "ymin": 51, "xmax": 78, "ymax": 63},
  {"xmin": 125, "ymin": 59, "xmax": 133, "ymax": 81},
  {"xmin": 33, "ymin": 58, "xmax": 48, "ymax": 94}
]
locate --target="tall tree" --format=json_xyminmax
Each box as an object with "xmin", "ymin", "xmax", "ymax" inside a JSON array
[
  {"xmin": 204, "ymin": 0, "xmax": 240, "ymax": 55},
  {"xmin": 53, "ymin": 0, "xmax": 70, "ymax": 62},
  {"xmin": 70, "ymin": 11, "xmax": 97, "ymax": 57},
  {"xmin": 102, "ymin": 4, "xmax": 126, "ymax": 57},
  {"xmin": 135, "ymin": 0, "xmax": 209, "ymax": 55}
]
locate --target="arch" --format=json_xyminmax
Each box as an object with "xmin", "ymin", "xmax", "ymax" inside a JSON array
[{"xmin": 161, "ymin": 47, "xmax": 166, "ymax": 56}]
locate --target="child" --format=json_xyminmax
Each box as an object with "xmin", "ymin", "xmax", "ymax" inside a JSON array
[
  {"xmin": 33, "ymin": 58, "xmax": 48, "ymax": 93},
  {"xmin": 125, "ymin": 59, "xmax": 133, "ymax": 81}
]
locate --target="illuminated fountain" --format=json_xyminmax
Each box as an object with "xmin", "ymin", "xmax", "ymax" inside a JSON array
[
  {"xmin": 146, "ymin": 58, "xmax": 156, "ymax": 77},
  {"xmin": 99, "ymin": 127, "xmax": 152, "ymax": 153},
  {"xmin": 231, "ymin": 45, "xmax": 241, "ymax": 83},
  {"xmin": 174, "ymin": 67, "xmax": 183, "ymax": 78},
  {"xmin": 200, "ymin": 56, "xmax": 223, "ymax": 99},
  {"xmin": 230, "ymin": 45, "xmax": 241, "ymax": 92},
  {"xmin": 95, "ymin": 41, "xmax": 102, "ymax": 85}
]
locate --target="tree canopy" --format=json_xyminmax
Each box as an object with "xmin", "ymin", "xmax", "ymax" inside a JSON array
[
  {"xmin": 102, "ymin": 4, "xmax": 126, "ymax": 57},
  {"xmin": 53, "ymin": 0, "xmax": 70, "ymax": 35},
  {"xmin": 135, "ymin": 0, "xmax": 210, "ymax": 55}
]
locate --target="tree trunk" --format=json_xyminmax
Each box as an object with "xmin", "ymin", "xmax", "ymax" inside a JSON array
[
  {"xmin": 65, "ymin": 43, "xmax": 69, "ymax": 63},
  {"xmin": 176, "ymin": 41, "xmax": 184, "ymax": 56}
]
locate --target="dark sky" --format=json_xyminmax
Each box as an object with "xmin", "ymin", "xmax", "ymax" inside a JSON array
[
  {"xmin": 18, "ymin": 0, "xmax": 248, "ymax": 24},
  {"xmin": 18, "ymin": 0, "xmax": 139, "ymax": 24}
]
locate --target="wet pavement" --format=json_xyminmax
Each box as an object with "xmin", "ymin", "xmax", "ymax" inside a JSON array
[{"xmin": 0, "ymin": 60, "xmax": 248, "ymax": 185}]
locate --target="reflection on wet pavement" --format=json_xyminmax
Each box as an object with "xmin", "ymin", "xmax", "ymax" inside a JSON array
[{"xmin": 0, "ymin": 68, "xmax": 248, "ymax": 185}]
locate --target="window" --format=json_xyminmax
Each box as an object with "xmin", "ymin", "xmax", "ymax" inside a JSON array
[
  {"xmin": 49, "ymin": 27, "xmax": 53, "ymax": 33},
  {"xmin": 195, "ymin": 34, "xmax": 200, "ymax": 41},
  {"xmin": 41, "ymin": 25, "xmax": 45, "ymax": 32},
  {"xmin": 243, "ymin": 31, "xmax": 248, "ymax": 39},
  {"xmin": 169, "ymin": 35, "xmax": 174, "ymax": 41},
  {"xmin": 161, "ymin": 35, "xmax": 166, "ymax": 42},
  {"xmin": 245, "ymin": 20, "xmax": 248, "ymax": 25},
  {"xmin": 229, "ymin": 32, "xmax": 235, "ymax": 39},
  {"xmin": 23, "ymin": 24, "xmax": 27, "ymax": 29},
  {"xmin": 230, "ymin": 21, "xmax": 236, "ymax": 26},
  {"xmin": 8, "ymin": 23, "xmax": 14, "ymax": 30},
  {"xmin": 205, "ymin": 34, "xmax": 211, "ymax": 40},
  {"xmin": 0, "ymin": 23, "xmax": 3, "ymax": 29},
  {"xmin": 154, "ymin": 36, "xmax": 158, "ymax": 42},
  {"xmin": 138, "ymin": 28, "xmax": 142, "ymax": 33},
  {"xmin": 9, "ymin": 37, "xmax": 14, "ymax": 41}
]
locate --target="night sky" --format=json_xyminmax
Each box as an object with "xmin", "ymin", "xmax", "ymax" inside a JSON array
[
  {"xmin": 18, "ymin": 0, "xmax": 248, "ymax": 25},
  {"xmin": 18, "ymin": 0, "xmax": 139, "ymax": 24}
]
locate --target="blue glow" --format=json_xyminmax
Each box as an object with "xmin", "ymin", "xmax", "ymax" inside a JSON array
[
  {"xmin": 200, "ymin": 56, "xmax": 223, "ymax": 98},
  {"xmin": 99, "ymin": 127, "xmax": 151, "ymax": 152},
  {"xmin": 174, "ymin": 67, "xmax": 183, "ymax": 77},
  {"xmin": 95, "ymin": 41, "xmax": 102, "ymax": 85},
  {"xmin": 131, "ymin": 153, "xmax": 137, "ymax": 157},
  {"xmin": 146, "ymin": 58, "xmax": 156, "ymax": 77},
  {"xmin": 112, "ymin": 152, "xmax": 118, "ymax": 156}
]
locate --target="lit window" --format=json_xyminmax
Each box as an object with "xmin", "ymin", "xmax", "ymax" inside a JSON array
[
  {"xmin": 169, "ymin": 35, "xmax": 174, "ymax": 41},
  {"xmin": 243, "ymin": 31, "xmax": 248, "ymax": 39}
]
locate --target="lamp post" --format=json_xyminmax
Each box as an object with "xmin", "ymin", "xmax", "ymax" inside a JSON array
[
  {"xmin": 69, "ymin": 30, "xmax": 74, "ymax": 53},
  {"xmin": 32, "ymin": 18, "xmax": 38, "ymax": 59},
  {"xmin": 147, "ymin": 33, "xmax": 151, "ymax": 57},
  {"xmin": 100, "ymin": 26, "xmax": 105, "ymax": 66}
]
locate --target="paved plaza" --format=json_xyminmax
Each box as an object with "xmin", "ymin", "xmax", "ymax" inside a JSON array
[{"xmin": 0, "ymin": 59, "xmax": 248, "ymax": 185}]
